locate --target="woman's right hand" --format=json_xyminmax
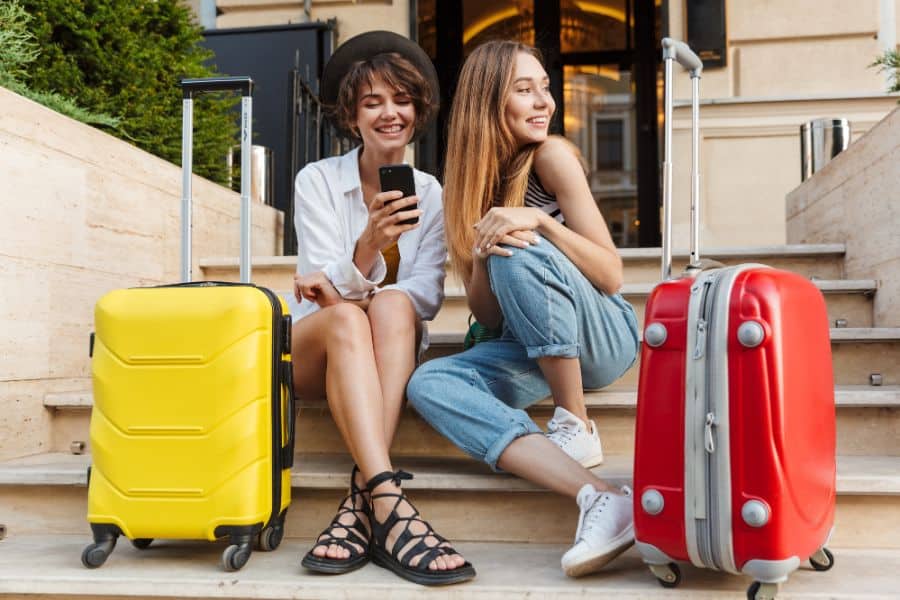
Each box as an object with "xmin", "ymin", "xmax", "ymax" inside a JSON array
[
  {"xmin": 472, "ymin": 229, "xmax": 537, "ymax": 260},
  {"xmin": 294, "ymin": 271, "xmax": 342, "ymax": 307},
  {"xmin": 359, "ymin": 190, "xmax": 423, "ymax": 252}
]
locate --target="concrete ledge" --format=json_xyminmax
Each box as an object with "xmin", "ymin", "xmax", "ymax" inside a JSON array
[
  {"xmin": 5, "ymin": 452, "xmax": 899, "ymax": 496},
  {"xmin": 1, "ymin": 535, "xmax": 897, "ymax": 599},
  {"xmin": 430, "ymin": 328, "xmax": 900, "ymax": 346},
  {"xmin": 200, "ymin": 244, "xmax": 848, "ymax": 271},
  {"xmin": 439, "ymin": 279, "xmax": 878, "ymax": 299},
  {"xmin": 44, "ymin": 386, "xmax": 900, "ymax": 411}
]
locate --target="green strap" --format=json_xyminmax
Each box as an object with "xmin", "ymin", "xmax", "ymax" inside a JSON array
[{"xmin": 463, "ymin": 314, "xmax": 503, "ymax": 350}]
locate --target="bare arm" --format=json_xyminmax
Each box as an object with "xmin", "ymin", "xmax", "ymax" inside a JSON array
[{"xmin": 531, "ymin": 138, "xmax": 623, "ymax": 294}]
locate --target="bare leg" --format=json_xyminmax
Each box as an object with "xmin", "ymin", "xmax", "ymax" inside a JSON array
[
  {"xmin": 366, "ymin": 292, "xmax": 462, "ymax": 571},
  {"xmin": 537, "ymin": 356, "xmax": 590, "ymax": 427},
  {"xmin": 293, "ymin": 304, "xmax": 391, "ymax": 559},
  {"xmin": 496, "ymin": 433, "xmax": 615, "ymax": 496},
  {"xmin": 367, "ymin": 290, "xmax": 422, "ymax": 446},
  {"xmin": 293, "ymin": 303, "xmax": 464, "ymax": 570}
]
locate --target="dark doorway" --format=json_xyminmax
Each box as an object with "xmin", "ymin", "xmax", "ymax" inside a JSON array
[
  {"xmin": 202, "ymin": 22, "xmax": 335, "ymax": 254},
  {"xmin": 417, "ymin": 0, "xmax": 661, "ymax": 247}
]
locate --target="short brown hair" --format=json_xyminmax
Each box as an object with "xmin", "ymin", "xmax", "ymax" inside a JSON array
[{"xmin": 330, "ymin": 52, "xmax": 438, "ymax": 141}]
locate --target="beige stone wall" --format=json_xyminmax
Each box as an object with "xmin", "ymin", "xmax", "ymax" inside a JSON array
[
  {"xmin": 786, "ymin": 106, "xmax": 900, "ymax": 327},
  {"xmin": 668, "ymin": 94, "xmax": 899, "ymax": 249},
  {"xmin": 665, "ymin": 0, "xmax": 899, "ymax": 249},
  {"xmin": 668, "ymin": 0, "xmax": 891, "ymax": 99},
  {"xmin": 215, "ymin": 0, "xmax": 407, "ymax": 43},
  {"xmin": 0, "ymin": 87, "xmax": 283, "ymax": 461}
]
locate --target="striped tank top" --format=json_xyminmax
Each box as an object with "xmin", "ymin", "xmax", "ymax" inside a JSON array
[{"xmin": 525, "ymin": 171, "xmax": 566, "ymax": 225}]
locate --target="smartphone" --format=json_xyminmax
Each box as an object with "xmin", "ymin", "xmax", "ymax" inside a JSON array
[{"xmin": 378, "ymin": 164, "xmax": 419, "ymax": 226}]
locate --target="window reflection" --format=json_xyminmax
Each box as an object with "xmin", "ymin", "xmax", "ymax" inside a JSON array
[
  {"xmin": 565, "ymin": 65, "xmax": 638, "ymax": 247},
  {"xmin": 560, "ymin": 0, "xmax": 630, "ymax": 53},
  {"xmin": 463, "ymin": 0, "xmax": 534, "ymax": 54}
]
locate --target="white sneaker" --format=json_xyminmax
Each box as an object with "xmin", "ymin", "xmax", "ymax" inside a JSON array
[
  {"xmin": 561, "ymin": 484, "xmax": 635, "ymax": 577},
  {"xmin": 545, "ymin": 406, "xmax": 604, "ymax": 468}
]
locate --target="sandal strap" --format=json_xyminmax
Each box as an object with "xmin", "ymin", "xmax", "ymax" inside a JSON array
[
  {"xmin": 309, "ymin": 465, "xmax": 372, "ymax": 556},
  {"xmin": 370, "ymin": 493, "xmax": 460, "ymax": 571},
  {"xmin": 365, "ymin": 469, "xmax": 413, "ymax": 492},
  {"xmin": 350, "ymin": 464, "xmax": 366, "ymax": 496},
  {"xmin": 402, "ymin": 543, "xmax": 445, "ymax": 570},
  {"xmin": 312, "ymin": 527, "xmax": 368, "ymax": 552}
]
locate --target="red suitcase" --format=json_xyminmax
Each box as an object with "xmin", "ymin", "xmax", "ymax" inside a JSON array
[{"xmin": 632, "ymin": 39, "xmax": 836, "ymax": 600}]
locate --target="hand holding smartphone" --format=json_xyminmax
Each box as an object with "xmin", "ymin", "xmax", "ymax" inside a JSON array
[{"xmin": 378, "ymin": 164, "xmax": 419, "ymax": 226}]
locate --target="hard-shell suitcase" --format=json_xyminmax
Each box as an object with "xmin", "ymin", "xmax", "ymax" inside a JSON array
[
  {"xmin": 82, "ymin": 77, "xmax": 295, "ymax": 572},
  {"xmin": 632, "ymin": 40, "xmax": 836, "ymax": 600}
]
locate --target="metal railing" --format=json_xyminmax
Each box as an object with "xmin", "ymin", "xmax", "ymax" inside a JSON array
[{"xmin": 286, "ymin": 63, "xmax": 354, "ymax": 254}]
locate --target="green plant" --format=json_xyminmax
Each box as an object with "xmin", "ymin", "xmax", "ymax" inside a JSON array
[
  {"xmin": 871, "ymin": 49, "xmax": 900, "ymax": 95},
  {"xmin": 18, "ymin": 0, "xmax": 238, "ymax": 185},
  {"xmin": 0, "ymin": 0, "xmax": 117, "ymax": 126}
]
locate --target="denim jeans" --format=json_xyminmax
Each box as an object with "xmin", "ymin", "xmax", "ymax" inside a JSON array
[{"xmin": 407, "ymin": 238, "xmax": 639, "ymax": 471}]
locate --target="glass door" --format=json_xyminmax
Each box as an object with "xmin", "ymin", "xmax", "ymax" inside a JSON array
[{"xmin": 564, "ymin": 64, "xmax": 639, "ymax": 247}]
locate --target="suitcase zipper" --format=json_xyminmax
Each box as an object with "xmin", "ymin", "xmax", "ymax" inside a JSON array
[
  {"xmin": 695, "ymin": 274, "xmax": 721, "ymax": 570},
  {"xmin": 256, "ymin": 286, "xmax": 290, "ymax": 529},
  {"xmin": 704, "ymin": 412, "xmax": 717, "ymax": 453}
]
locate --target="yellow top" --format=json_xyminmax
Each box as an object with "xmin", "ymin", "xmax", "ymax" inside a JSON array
[{"xmin": 382, "ymin": 241, "xmax": 400, "ymax": 286}]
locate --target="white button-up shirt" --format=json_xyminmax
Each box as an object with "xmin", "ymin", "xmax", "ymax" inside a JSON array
[{"xmin": 289, "ymin": 147, "xmax": 447, "ymax": 348}]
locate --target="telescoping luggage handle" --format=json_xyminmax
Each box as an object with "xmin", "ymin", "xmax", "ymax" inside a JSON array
[
  {"xmin": 179, "ymin": 76, "xmax": 254, "ymax": 283},
  {"xmin": 661, "ymin": 38, "xmax": 703, "ymax": 281}
]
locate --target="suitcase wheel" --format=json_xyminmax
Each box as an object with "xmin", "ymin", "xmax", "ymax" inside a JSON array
[
  {"xmin": 131, "ymin": 538, "xmax": 153, "ymax": 550},
  {"xmin": 257, "ymin": 523, "xmax": 284, "ymax": 552},
  {"xmin": 809, "ymin": 546, "xmax": 834, "ymax": 572},
  {"xmin": 747, "ymin": 581, "xmax": 780, "ymax": 600},
  {"xmin": 649, "ymin": 562, "xmax": 681, "ymax": 588},
  {"xmin": 222, "ymin": 542, "xmax": 252, "ymax": 572},
  {"xmin": 81, "ymin": 537, "xmax": 116, "ymax": 569},
  {"xmin": 257, "ymin": 511, "xmax": 287, "ymax": 552}
]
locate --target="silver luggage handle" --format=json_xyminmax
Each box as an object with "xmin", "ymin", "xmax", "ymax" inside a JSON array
[
  {"xmin": 179, "ymin": 76, "xmax": 254, "ymax": 283},
  {"xmin": 661, "ymin": 38, "xmax": 702, "ymax": 281}
]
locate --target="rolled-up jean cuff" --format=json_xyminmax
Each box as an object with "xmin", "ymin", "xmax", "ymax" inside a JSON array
[
  {"xmin": 484, "ymin": 421, "xmax": 543, "ymax": 472},
  {"xmin": 525, "ymin": 342, "xmax": 579, "ymax": 360}
]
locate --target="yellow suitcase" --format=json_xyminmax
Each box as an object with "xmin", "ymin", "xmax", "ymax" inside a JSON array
[{"xmin": 82, "ymin": 78, "xmax": 294, "ymax": 572}]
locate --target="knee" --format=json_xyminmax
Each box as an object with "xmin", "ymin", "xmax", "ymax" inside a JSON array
[
  {"xmin": 406, "ymin": 359, "xmax": 450, "ymax": 412},
  {"xmin": 325, "ymin": 302, "xmax": 371, "ymax": 348},
  {"xmin": 487, "ymin": 244, "xmax": 550, "ymax": 291},
  {"xmin": 368, "ymin": 290, "xmax": 416, "ymax": 333}
]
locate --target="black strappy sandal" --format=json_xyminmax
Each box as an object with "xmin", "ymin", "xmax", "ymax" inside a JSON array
[
  {"xmin": 366, "ymin": 470, "xmax": 476, "ymax": 586},
  {"xmin": 301, "ymin": 465, "xmax": 371, "ymax": 574}
]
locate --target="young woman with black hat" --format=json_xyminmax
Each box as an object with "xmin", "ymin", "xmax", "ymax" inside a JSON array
[{"xmin": 290, "ymin": 31, "xmax": 474, "ymax": 585}]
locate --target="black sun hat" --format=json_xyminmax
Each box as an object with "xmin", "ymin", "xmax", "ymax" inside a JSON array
[{"xmin": 320, "ymin": 30, "xmax": 440, "ymax": 133}]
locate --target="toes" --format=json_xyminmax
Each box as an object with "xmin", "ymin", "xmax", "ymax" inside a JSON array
[{"xmin": 312, "ymin": 545, "xmax": 328, "ymax": 557}]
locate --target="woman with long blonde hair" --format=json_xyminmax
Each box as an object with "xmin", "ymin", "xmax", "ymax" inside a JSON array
[{"xmin": 407, "ymin": 40, "xmax": 640, "ymax": 577}]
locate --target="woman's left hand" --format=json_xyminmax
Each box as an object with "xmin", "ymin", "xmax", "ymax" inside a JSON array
[{"xmin": 473, "ymin": 207, "xmax": 543, "ymax": 253}]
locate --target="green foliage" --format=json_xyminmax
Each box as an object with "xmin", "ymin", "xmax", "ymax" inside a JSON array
[
  {"xmin": 871, "ymin": 49, "xmax": 900, "ymax": 95},
  {"xmin": 0, "ymin": 0, "xmax": 117, "ymax": 126},
  {"xmin": 17, "ymin": 0, "xmax": 238, "ymax": 185}
]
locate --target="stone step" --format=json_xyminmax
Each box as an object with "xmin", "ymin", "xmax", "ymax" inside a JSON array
[
  {"xmin": 428, "ymin": 279, "xmax": 878, "ymax": 333},
  {"xmin": 43, "ymin": 387, "xmax": 900, "ymax": 458},
  {"xmin": 198, "ymin": 243, "xmax": 848, "ymax": 290},
  {"xmin": 3, "ymin": 453, "xmax": 899, "ymax": 549},
  {"xmin": 425, "ymin": 329, "xmax": 900, "ymax": 389},
  {"xmin": 0, "ymin": 535, "xmax": 896, "ymax": 599}
]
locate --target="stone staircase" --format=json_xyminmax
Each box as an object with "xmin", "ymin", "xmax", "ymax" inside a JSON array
[{"xmin": 2, "ymin": 243, "xmax": 899, "ymax": 598}]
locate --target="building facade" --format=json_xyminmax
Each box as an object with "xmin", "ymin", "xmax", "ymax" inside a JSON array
[{"xmin": 198, "ymin": 0, "xmax": 900, "ymax": 249}]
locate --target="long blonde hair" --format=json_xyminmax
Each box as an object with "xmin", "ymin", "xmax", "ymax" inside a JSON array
[{"xmin": 443, "ymin": 41, "xmax": 548, "ymax": 279}]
